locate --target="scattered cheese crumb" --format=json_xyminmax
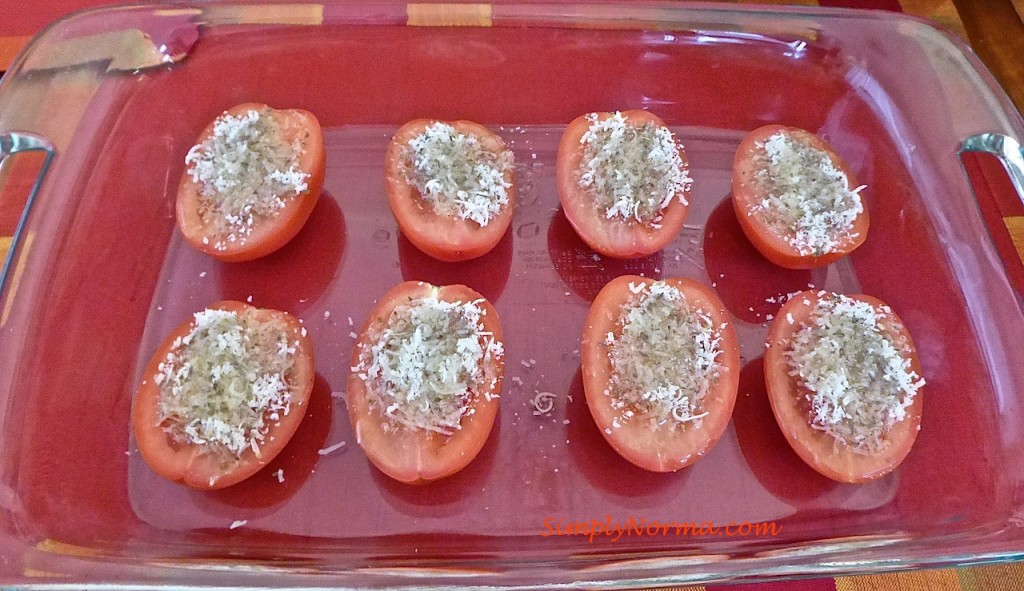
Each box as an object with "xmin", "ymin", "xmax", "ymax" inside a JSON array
[
  {"xmin": 579, "ymin": 112, "xmax": 691, "ymax": 223},
  {"xmin": 324, "ymin": 311, "xmax": 331, "ymax": 320},
  {"xmin": 274, "ymin": 468, "xmax": 285, "ymax": 483},
  {"xmin": 403, "ymin": 122, "xmax": 514, "ymax": 227},
  {"xmin": 317, "ymin": 441, "xmax": 347, "ymax": 456},
  {"xmin": 229, "ymin": 520, "xmax": 248, "ymax": 529}
]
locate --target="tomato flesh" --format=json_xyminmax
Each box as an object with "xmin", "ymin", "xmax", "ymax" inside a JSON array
[
  {"xmin": 347, "ymin": 282, "xmax": 504, "ymax": 484},
  {"xmin": 176, "ymin": 102, "xmax": 326, "ymax": 262},
  {"xmin": 556, "ymin": 110, "xmax": 690, "ymax": 259},
  {"xmin": 764, "ymin": 290, "xmax": 923, "ymax": 483},
  {"xmin": 132, "ymin": 301, "xmax": 315, "ymax": 489},
  {"xmin": 385, "ymin": 120, "xmax": 516, "ymax": 262},
  {"xmin": 732, "ymin": 125, "xmax": 868, "ymax": 270},
  {"xmin": 581, "ymin": 275, "xmax": 740, "ymax": 472}
]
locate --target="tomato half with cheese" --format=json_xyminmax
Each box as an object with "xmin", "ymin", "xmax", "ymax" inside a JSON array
[
  {"xmin": 133, "ymin": 301, "xmax": 314, "ymax": 489},
  {"xmin": 581, "ymin": 275, "xmax": 739, "ymax": 472},
  {"xmin": 385, "ymin": 120, "xmax": 516, "ymax": 262},
  {"xmin": 177, "ymin": 103, "xmax": 326, "ymax": 262},
  {"xmin": 765, "ymin": 290, "xmax": 925, "ymax": 483},
  {"xmin": 556, "ymin": 110, "xmax": 691, "ymax": 259},
  {"xmin": 348, "ymin": 281, "xmax": 504, "ymax": 483},
  {"xmin": 732, "ymin": 125, "xmax": 868, "ymax": 269}
]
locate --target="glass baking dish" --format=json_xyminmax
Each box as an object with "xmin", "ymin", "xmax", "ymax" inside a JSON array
[{"xmin": 2, "ymin": 1, "xmax": 1024, "ymax": 588}]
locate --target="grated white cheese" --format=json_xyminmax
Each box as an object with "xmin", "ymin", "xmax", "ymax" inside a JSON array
[
  {"xmin": 403, "ymin": 122, "xmax": 513, "ymax": 227},
  {"xmin": 229, "ymin": 520, "xmax": 248, "ymax": 529},
  {"xmin": 605, "ymin": 282, "xmax": 722, "ymax": 428},
  {"xmin": 578, "ymin": 112, "xmax": 691, "ymax": 224},
  {"xmin": 356, "ymin": 294, "xmax": 504, "ymax": 435},
  {"xmin": 155, "ymin": 308, "xmax": 297, "ymax": 459},
  {"xmin": 786, "ymin": 294, "xmax": 924, "ymax": 452},
  {"xmin": 185, "ymin": 108, "xmax": 311, "ymax": 250},
  {"xmin": 753, "ymin": 132, "xmax": 864, "ymax": 256}
]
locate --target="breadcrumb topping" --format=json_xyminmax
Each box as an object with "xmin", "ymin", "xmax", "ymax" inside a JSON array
[
  {"xmin": 155, "ymin": 308, "xmax": 298, "ymax": 458},
  {"xmin": 579, "ymin": 112, "xmax": 691, "ymax": 224},
  {"xmin": 605, "ymin": 281, "xmax": 723, "ymax": 428},
  {"xmin": 356, "ymin": 295, "xmax": 503, "ymax": 435},
  {"xmin": 753, "ymin": 132, "xmax": 864, "ymax": 256},
  {"xmin": 185, "ymin": 108, "xmax": 310, "ymax": 251},
  {"xmin": 403, "ymin": 122, "xmax": 514, "ymax": 227},
  {"xmin": 786, "ymin": 294, "xmax": 924, "ymax": 452}
]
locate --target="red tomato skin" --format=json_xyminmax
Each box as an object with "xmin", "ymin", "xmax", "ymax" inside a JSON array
[
  {"xmin": 176, "ymin": 103, "xmax": 326, "ymax": 263},
  {"xmin": 347, "ymin": 282, "xmax": 504, "ymax": 484},
  {"xmin": 764, "ymin": 290, "xmax": 923, "ymax": 483},
  {"xmin": 732, "ymin": 125, "xmax": 869, "ymax": 270},
  {"xmin": 581, "ymin": 275, "xmax": 740, "ymax": 472},
  {"xmin": 385, "ymin": 120, "xmax": 516, "ymax": 263},
  {"xmin": 556, "ymin": 110, "xmax": 690, "ymax": 260},
  {"xmin": 132, "ymin": 301, "xmax": 314, "ymax": 490}
]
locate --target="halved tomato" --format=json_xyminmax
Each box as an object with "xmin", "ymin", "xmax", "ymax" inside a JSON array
[
  {"xmin": 385, "ymin": 120, "xmax": 516, "ymax": 262},
  {"xmin": 348, "ymin": 281, "xmax": 504, "ymax": 484},
  {"xmin": 764, "ymin": 290, "xmax": 923, "ymax": 483},
  {"xmin": 132, "ymin": 301, "xmax": 314, "ymax": 489},
  {"xmin": 581, "ymin": 275, "xmax": 740, "ymax": 472},
  {"xmin": 176, "ymin": 102, "xmax": 326, "ymax": 262},
  {"xmin": 556, "ymin": 110, "xmax": 691, "ymax": 259},
  {"xmin": 732, "ymin": 125, "xmax": 868, "ymax": 269}
]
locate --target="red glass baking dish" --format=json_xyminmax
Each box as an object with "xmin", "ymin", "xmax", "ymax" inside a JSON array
[{"xmin": 2, "ymin": 1, "xmax": 1024, "ymax": 588}]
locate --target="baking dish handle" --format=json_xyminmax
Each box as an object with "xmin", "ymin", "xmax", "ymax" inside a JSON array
[
  {"xmin": 0, "ymin": 132, "xmax": 55, "ymax": 297},
  {"xmin": 959, "ymin": 133, "xmax": 1024, "ymax": 202}
]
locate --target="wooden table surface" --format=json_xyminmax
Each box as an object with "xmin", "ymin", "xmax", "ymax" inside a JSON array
[{"xmin": 953, "ymin": 0, "xmax": 1024, "ymax": 115}]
